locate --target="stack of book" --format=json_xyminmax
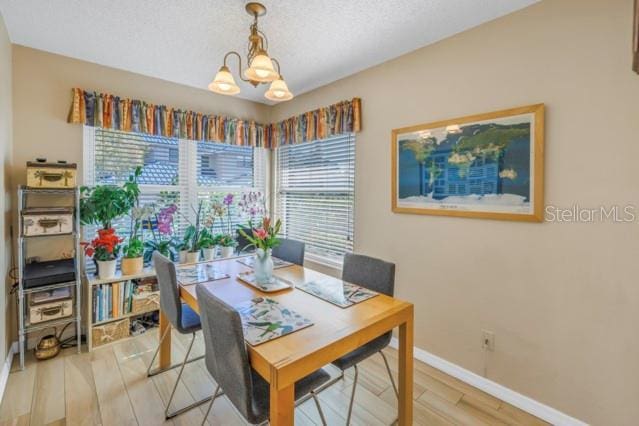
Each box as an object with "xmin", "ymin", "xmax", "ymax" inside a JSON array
[{"xmin": 92, "ymin": 281, "xmax": 136, "ymax": 323}]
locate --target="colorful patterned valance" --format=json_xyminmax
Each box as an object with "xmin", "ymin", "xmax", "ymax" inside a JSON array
[
  {"xmin": 265, "ymin": 98, "xmax": 361, "ymax": 147},
  {"xmin": 67, "ymin": 88, "xmax": 268, "ymax": 147}
]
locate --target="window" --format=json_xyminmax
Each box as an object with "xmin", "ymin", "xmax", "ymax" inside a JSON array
[
  {"xmin": 83, "ymin": 127, "xmax": 267, "ymax": 240},
  {"xmin": 275, "ymin": 134, "xmax": 355, "ymax": 264}
]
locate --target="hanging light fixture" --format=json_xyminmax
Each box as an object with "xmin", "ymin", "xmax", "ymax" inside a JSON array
[{"xmin": 209, "ymin": 2, "xmax": 293, "ymax": 102}]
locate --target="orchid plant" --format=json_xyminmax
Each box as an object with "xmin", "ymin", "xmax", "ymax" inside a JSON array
[{"xmin": 142, "ymin": 203, "xmax": 178, "ymax": 262}]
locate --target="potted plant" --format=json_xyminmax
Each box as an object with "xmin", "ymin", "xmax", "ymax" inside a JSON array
[
  {"xmin": 143, "ymin": 204, "xmax": 178, "ymax": 264},
  {"xmin": 217, "ymin": 233, "xmax": 237, "ymax": 258},
  {"xmin": 238, "ymin": 217, "xmax": 282, "ymax": 284},
  {"xmin": 183, "ymin": 224, "xmax": 200, "ymax": 263},
  {"xmin": 83, "ymin": 228, "xmax": 123, "ymax": 279},
  {"xmin": 199, "ymin": 228, "xmax": 216, "ymax": 261},
  {"xmin": 121, "ymin": 236, "xmax": 144, "ymax": 275},
  {"xmin": 121, "ymin": 188, "xmax": 151, "ymax": 275}
]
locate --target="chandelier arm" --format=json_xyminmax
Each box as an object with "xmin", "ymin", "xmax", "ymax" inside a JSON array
[
  {"xmin": 257, "ymin": 29, "xmax": 269, "ymax": 51},
  {"xmin": 223, "ymin": 51, "xmax": 251, "ymax": 82},
  {"xmin": 270, "ymin": 58, "xmax": 282, "ymax": 76}
]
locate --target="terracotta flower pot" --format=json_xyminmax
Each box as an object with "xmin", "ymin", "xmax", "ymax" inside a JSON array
[{"xmin": 121, "ymin": 256, "xmax": 143, "ymax": 276}]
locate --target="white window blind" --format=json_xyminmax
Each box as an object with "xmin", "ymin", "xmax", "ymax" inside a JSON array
[
  {"xmin": 83, "ymin": 127, "xmax": 267, "ymax": 240},
  {"xmin": 275, "ymin": 134, "xmax": 355, "ymax": 263}
]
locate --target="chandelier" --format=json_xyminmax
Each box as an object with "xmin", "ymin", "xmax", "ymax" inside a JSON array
[{"xmin": 208, "ymin": 2, "xmax": 293, "ymax": 102}]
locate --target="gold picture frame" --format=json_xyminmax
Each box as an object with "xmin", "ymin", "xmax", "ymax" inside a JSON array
[{"xmin": 391, "ymin": 104, "xmax": 545, "ymax": 222}]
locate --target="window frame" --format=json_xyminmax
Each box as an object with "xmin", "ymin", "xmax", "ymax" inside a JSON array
[
  {"xmin": 83, "ymin": 126, "xmax": 268, "ymax": 240},
  {"xmin": 273, "ymin": 134, "xmax": 356, "ymax": 267}
]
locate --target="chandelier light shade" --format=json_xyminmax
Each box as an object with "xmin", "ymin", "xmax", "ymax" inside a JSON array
[
  {"xmin": 265, "ymin": 76, "xmax": 293, "ymax": 101},
  {"xmin": 208, "ymin": 2, "xmax": 293, "ymax": 102},
  {"xmin": 208, "ymin": 66, "xmax": 241, "ymax": 95},
  {"xmin": 244, "ymin": 51, "xmax": 279, "ymax": 82}
]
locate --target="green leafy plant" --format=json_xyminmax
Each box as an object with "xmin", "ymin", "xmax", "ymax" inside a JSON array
[
  {"xmin": 217, "ymin": 233, "xmax": 237, "ymax": 248},
  {"xmin": 80, "ymin": 167, "xmax": 142, "ymax": 229},
  {"xmin": 122, "ymin": 237, "xmax": 144, "ymax": 259},
  {"xmin": 198, "ymin": 228, "xmax": 216, "ymax": 249},
  {"xmin": 143, "ymin": 239, "xmax": 174, "ymax": 263}
]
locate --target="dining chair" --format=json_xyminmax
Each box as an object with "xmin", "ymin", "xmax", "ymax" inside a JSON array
[
  {"xmin": 236, "ymin": 225, "xmax": 255, "ymax": 253},
  {"xmin": 272, "ymin": 238, "xmax": 305, "ymax": 266},
  {"xmin": 196, "ymin": 283, "xmax": 330, "ymax": 426},
  {"xmin": 330, "ymin": 253, "xmax": 397, "ymax": 425},
  {"xmin": 146, "ymin": 252, "xmax": 216, "ymax": 419}
]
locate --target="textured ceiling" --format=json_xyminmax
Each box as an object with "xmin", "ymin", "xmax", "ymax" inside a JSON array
[{"xmin": 0, "ymin": 0, "xmax": 537, "ymax": 104}]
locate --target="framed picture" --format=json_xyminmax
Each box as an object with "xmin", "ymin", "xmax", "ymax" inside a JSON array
[{"xmin": 391, "ymin": 104, "xmax": 544, "ymax": 222}]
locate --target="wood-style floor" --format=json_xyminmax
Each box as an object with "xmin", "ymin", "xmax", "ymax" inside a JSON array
[{"xmin": 0, "ymin": 330, "xmax": 549, "ymax": 425}]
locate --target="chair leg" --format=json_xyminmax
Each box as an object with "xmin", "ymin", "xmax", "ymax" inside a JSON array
[
  {"xmin": 379, "ymin": 350, "xmax": 399, "ymax": 399},
  {"xmin": 147, "ymin": 328, "xmax": 205, "ymax": 377},
  {"xmin": 200, "ymin": 384, "xmax": 220, "ymax": 426},
  {"xmin": 146, "ymin": 323, "xmax": 171, "ymax": 376},
  {"xmin": 346, "ymin": 365, "xmax": 358, "ymax": 425},
  {"xmin": 311, "ymin": 390, "xmax": 328, "ymax": 426},
  {"xmin": 165, "ymin": 333, "xmax": 213, "ymax": 419}
]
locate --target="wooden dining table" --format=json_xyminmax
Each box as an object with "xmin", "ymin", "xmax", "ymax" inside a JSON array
[{"xmin": 157, "ymin": 256, "xmax": 414, "ymax": 426}]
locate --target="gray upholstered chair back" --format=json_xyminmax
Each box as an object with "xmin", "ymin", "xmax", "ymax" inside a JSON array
[
  {"xmin": 196, "ymin": 284, "xmax": 257, "ymax": 423},
  {"xmin": 153, "ymin": 252, "xmax": 182, "ymax": 330},
  {"xmin": 342, "ymin": 253, "xmax": 395, "ymax": 297},
  {"xmin": 272, "ymin": 238, "xmax": 305, "ymax": 266}
]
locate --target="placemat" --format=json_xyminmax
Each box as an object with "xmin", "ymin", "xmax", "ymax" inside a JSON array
[
  {"xmin": 237, "ymin": 271, "xmax": 294, "ymax": 293},
  {"xmin": 235, "ymin": 297, "xmax": 313, "ymax": 346},
  {"xmin": 296, "ymin": 277, "xmax": 378, "ymax": 308},
  {"xmin": 176, "ymin": 263, "xmax": 230, "ymax": 285}
]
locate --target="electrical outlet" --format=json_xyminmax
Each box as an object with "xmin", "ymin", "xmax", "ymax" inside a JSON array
[{"xmin": 482, "ymin": 330, "xmax": 495, "ymax": 351}]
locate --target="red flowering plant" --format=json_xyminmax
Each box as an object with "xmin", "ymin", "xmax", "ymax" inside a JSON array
[
  {"xmin": 82, "ymin": 228, "xmax": 123, "ymax": 261},
  {"xmin": 238, "ymin": 217, "xmax": 282, "ymax": 251}
]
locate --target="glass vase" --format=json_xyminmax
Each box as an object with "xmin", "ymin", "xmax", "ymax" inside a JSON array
[{"xmin": 253, "ymin": 248, "xmax": 274, "ymax": 284}]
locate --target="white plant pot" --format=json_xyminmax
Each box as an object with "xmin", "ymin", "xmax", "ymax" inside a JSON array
[
  {"xmin": 97, "ymin": 259, "xmax": 117, "ymax": 280},
  {"xmin": 202, "ymin": 247, "xmax": 215, "ymax": 261},
  {"xmin": 220, "ymin": 246, "xmax": 235, "ymax": 258},
  {"xmin": 179, "ymin": 250, "xmax": 188, "ymax": 263},
  {"xmin": 186, "ymin": 251, "xmax": 200, "ymax": 264}
]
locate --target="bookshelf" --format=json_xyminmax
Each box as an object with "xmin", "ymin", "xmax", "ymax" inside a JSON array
[{"xmin": 84, "ymin": 268, "xmax": 159, "ymax": 351}]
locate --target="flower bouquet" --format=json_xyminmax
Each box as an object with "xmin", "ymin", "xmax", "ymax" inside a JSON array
[{"xmin": 238, "ymin": 217, "xmax": 282, "ymax": 284}]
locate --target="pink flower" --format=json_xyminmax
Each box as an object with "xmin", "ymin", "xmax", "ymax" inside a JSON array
[{"xmin": 254, "ymin": 228, "xmax": 268, "ymax": 240}]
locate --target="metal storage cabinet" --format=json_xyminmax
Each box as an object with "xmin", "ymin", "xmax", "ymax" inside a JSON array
[{"xmin": 16, "ymin": 186, "xmax": 82, "ymax": 370}]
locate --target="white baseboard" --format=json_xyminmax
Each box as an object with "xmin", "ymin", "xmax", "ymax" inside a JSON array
[
  {"xmin": 389, "ymin": 337, "xmax": 587, "ymax": 426},
  {"xmin": 0, "ymin": 342, "xmax": 18, "ymax": 405}
]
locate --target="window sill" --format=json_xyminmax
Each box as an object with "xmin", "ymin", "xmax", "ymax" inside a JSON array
[{"xmin": 304, "ymin": 252, "xmax": 344, "ymax": 272}]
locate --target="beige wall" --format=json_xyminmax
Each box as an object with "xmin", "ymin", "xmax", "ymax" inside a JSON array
[
  {"xmin": 271, "ymin": 0, "xmax": 639, "ymax": 424},
  {"xmin": 0, "ymin": 11, "xmax": 12, "ymax": 365}
]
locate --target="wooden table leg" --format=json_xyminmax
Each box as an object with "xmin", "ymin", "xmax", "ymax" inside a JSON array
[
  {"xmin": 398, "ymin": 312, "xmax": 414, "ymax": 426},
  {"xmin": 159, "ymin": 310, "xmax": 172, "ymax": 370},
  {"xmin": 269, "ymin": 381, "xmax": 294, "ymax": 426}
]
